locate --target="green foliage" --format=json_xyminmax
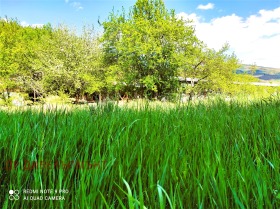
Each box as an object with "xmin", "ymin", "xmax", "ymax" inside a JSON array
[
  {"xmin": 0, "ymin": 8, "xmax": 274, "ymax": 101},
  {"xmin": 179, "ymin": 43, "xmax": 243, "ymax": 94},
  {"xmin": 0, "ymin": 19, "xmax": 105, "ymax": 101},
  {"xmin": 1, "ymin": 100, "xmax": 280, "ymax": 208},
  {"xmin": 101, "ymin": 0, "xmax": 199, "ymax": 98},
  {"xmin": 101, "ymin": 0, "xmax": 246, "ymax": 99},
  {"xmin": 0, "ymin": 17, "xmax": 52, "ymax": 95},
  {"xmin": 0, "ymin": 17, "xmax": 103, "ymax": 101},
  {"xmin": 38, "ymin": 25, "xmax": 104, "ymax": 98}
]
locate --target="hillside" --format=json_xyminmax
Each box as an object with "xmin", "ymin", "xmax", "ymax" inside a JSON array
[{"xmin": 237, "ymin": 64, "xmax": 280, "ymax": 82}]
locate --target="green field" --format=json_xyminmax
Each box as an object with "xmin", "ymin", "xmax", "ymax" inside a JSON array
[{"xmin": 1, "ymin": 99, "xmax": 280, "ymax": 208}]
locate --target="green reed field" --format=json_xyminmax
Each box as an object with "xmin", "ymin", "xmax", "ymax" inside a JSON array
[{"xmin": 0, "ymin": 99, "xmax": 280, "ymax": 209}]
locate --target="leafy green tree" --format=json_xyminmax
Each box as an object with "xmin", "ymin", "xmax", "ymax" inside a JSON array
[
  {"xmin": 0, "ymin": 17, "xmax": 52, "ymax": 101},
  {"xmin": 19, "ymin": 24, "xmax": 53, "ymax": 101},
  {"xmin": 38, "ymin": 25, "xmax": 103, "ymax": 102},
  {"xmin": 0, "ymin": 18, "xmax": 23, "ymax": 96},
  {"xmin": 102, "ymin": 0, "xmax": 199, "ymax": 99},
  {"xmin": 179, "ymin": 42, "xmax": 242, "ymax": 96}
]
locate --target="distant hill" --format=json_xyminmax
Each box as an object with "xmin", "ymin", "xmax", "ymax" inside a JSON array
[{"xmin": 237, "ymin": 64, "xmax": 280, "ymax": 82}]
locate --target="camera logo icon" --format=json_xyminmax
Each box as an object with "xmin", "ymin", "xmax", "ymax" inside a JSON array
[{"xmin": 9, "ymin": 190, "xmax": 20, "ymax": 201}]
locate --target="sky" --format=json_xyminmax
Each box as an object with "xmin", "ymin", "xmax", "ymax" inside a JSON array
[{"xmin": 1, "ymin": 0, "xmax": 280, "ymax": 68}]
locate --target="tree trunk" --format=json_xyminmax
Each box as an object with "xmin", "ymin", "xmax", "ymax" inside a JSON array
[
  {"xmin": 75, "ymin": 93, "xmax": 80, "ymax": 103},
  {"xmin": 99, "ymin": 93, "xmax": 102, "ymax": 103},
  {"xmin": 6, "ymin": 88, "xmax": 10, "ymax": 99}
]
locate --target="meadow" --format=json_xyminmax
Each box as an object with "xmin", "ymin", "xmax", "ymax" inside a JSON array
[{"xmin": 0, "ymin": 98, "xmax": 280, "ymax": 208}]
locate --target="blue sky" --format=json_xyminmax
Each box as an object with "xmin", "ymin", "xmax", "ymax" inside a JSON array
[{"xmin": 1, "ymin": 0, "xmax": 280, "ymax": 68}]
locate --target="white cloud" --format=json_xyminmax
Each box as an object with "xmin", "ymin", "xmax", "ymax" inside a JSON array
[
  {"xmin": 197, "ymin": 3, "xmax": 214, "ymax": 10},
  {"xmin": 71, "ymin": 2, "xmax": 83, "ymax": 10},
  {"xmin": 178, "ymin": 7, "xmax": 280, "ymax": 68},
  {"xmin": 176, "ymin": 12, "xmax": 201, "ymax": 25},
  {"xmin": 65, "ymin": 0, "xmax": 83, "ymax": 10}
]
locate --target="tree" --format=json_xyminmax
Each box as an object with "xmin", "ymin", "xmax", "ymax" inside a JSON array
[
  {"xmin": 38, "ymin": 25, "xmax": 104, "ymax": 102},
  {"xmin": 101, "ymin": 0, "xmax": 199, "ymax": 99},
  {"xmin": 178, "ymin": 41, "xmax": 242, "ymax": 96},
  {"xmin": 0, "ymin": 18, "xmax": 24, "ymax": 96},
  {"xmin": 0, "ymin": 17, "xmax": 52, "ymax": 101}
]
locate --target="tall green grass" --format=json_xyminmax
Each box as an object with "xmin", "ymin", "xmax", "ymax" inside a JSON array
[{"xmin": 0, "ymin": 99, "xmax": 279, "ymax": 208}]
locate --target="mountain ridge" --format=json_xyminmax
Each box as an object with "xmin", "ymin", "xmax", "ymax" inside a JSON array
[{"xmin": 238, "ymin": 64, "xmax": 280, "ymax": 82}]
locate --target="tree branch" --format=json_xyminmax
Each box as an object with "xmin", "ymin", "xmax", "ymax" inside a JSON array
[
  {"xmin": 197, "ymin": 74, "xmax": 209, "ymax": 82},
  {"xmin": 193, "ymin": 60, "xmax": 204, "ymax": 71}
]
